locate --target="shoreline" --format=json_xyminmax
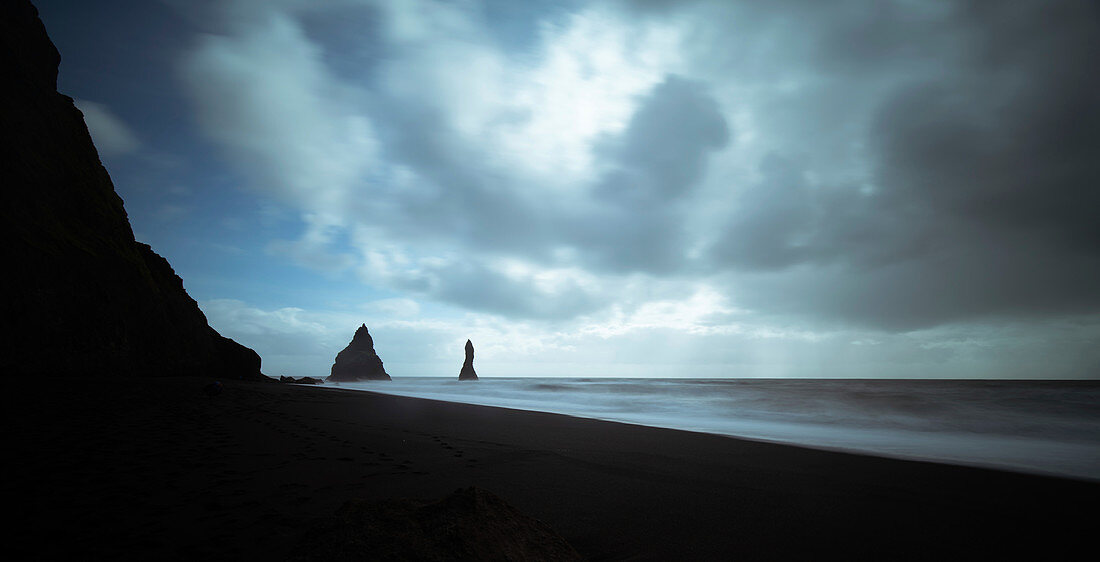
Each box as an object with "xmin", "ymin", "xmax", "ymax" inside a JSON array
[
  {"xmin": 12, "ymin": 376, "xmax": 1098, "ymax": 560},
  {"xmin": 313, "ymin": 379, "xmax": 1100, "ymax": 482}
]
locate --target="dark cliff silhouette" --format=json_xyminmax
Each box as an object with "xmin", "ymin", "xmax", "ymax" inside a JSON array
[
  {"xmin": 0, "ymin": 1, "xmax": 264, "ymax": 380},
  {"xmin": 458, "ymin": 339, "xmax": 478, "ymax": 381},
  {"xmin": 328, "ymin": 324, "xmax": 390, "ymax": 381}
]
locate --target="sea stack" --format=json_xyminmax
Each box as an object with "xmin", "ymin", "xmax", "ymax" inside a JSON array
[
  {"xmin": 328, "ymin": 324, "xmax": 390, "ymax": 381},
  {"xmin": 458, "ymin": 339, "xmax": 478, "ymax": 381}
]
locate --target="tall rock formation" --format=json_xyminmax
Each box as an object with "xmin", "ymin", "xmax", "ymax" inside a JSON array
[
  {"xmin": 0, "ymin": 1, "xmax": 265, "ymax": 380},
  {"xmin": 328, "ymin": 325, "xmax": 390, "ymax": 381},
  {"xmin": 458, "ymin": 339, "xmax": 478, "ymax": 381}
]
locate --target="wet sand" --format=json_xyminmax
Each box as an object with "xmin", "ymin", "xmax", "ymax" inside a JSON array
[{"xmin": 9, "ymin": 377, "xmax": 1097, "ymax": 560}]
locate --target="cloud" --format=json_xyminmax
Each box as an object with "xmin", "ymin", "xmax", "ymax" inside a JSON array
[
  {"xmin": 597, "ymin": 75, "xmax": 730, "ymax": 200},
  {"xmin": 266, "ymin": 214, "xmax": 355, "ymax": 273},
  {"xmin": 363, "ymin": 298, "xmax": 420, "ymax": 318},
  {"xmin": 75, "ymin": 99, "xmax": 141, "ymax": 156},
  {"xmin": 703, "ymin": 0, "xmax": 1100, "ymax": 329},
  {"xmin": 572, "ymin": 74, "xmax": 729, "ymax": 274},
  {"xmin": 354, "ymin": 244, "xmax": 609, "ymax": 320},
  {"xmin": 180, "ymin": 7, "xmax": 378, "ymax": 213},
  {"xmin": 180, "ymin": 0, "xmax": 1100, "ymax": 341}
]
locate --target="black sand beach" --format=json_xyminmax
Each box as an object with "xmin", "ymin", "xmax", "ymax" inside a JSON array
[{"xmin": 10, "ymin": 377, "xmax": 1097, "ymax": 560}]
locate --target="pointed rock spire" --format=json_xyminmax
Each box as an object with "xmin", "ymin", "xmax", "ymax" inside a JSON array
[
  {"xmin": 327, "ymin": 324, "xmax": 390, "ymax": 381},
  {"xmin": 458, "ymin": 339, "xmax": 478, "ymax": 381}
]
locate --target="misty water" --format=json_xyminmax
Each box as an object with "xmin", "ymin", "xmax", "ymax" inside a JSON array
[{"xmin": 325, "ymin": 378, "xmax": 1100, "ymax": 480}]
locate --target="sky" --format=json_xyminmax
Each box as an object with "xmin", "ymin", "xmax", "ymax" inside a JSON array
[{"xmin": 35, "ymin": 0, "xmax": 1100, "ymax": 379}]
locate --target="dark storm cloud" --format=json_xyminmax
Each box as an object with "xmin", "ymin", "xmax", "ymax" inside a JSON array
[
  {"xmin": 707, "ymin": 0, "xmax": 1100, "ymax": 330},
  {"xmin": 570, "ymin": 75, "xmax": 729, "ymax": 273},
  {"xmin": 711, "ymin": 153, "xmax": 930, "ymax": 272},
  {"xmin": 873, "ymin": 3, "xmax": 1100, "ymax": 253},
  {"xmin": 596, "ymin": 76, "xmax": 730, "ymax": 202}
]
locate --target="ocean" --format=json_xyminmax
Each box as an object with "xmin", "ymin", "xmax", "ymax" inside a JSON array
[{"xmin": 326, "ymin": 377, "xmax": 1100, "ymax": 480}]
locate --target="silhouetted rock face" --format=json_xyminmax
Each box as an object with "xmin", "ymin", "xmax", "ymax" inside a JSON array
[
  {"xmin": 289, "ymin": 487, "xmax": 582, "ymax": 561},
  {"xmin": 0, "ymin": 1, "xmax": 265, "ymax": 380},
  {"xmin": 328, "ymin": 325, "xmax": 390, "ymax": 381},
  {"xmin": 459, "ymin": 339, "xmax": 478, "ymax": 381}
]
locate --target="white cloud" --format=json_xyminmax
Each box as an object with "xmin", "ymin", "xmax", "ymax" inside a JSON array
[
  {"xmin": 494, "ymin": 8, "xmax": 685, "ymax": 182},
  {"xmin": 181, "ymin": 8, "xmax": 378, "ymax": 214},
  {"xmin": 266, "ymin": 213, "xmax": 355, "ymax": 273},
  {"xmin": 75, "ymin": 99, "xmax": 141, "ymax": 156},
  {"xmin": 363, "ymin": 298, "xmax": 421, "ymax": 318}
]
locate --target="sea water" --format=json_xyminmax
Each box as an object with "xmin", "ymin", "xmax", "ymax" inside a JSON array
[{"xmin": 328, "ymin": 377, "xmax": 1100, "ymax": 480}]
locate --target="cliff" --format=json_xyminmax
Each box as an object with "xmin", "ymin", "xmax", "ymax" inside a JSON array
[
  {"xmin": 328, "ymin": 324, "xmax": 390, "ymax": 381},
  {"xmin": 0, "ymin": 1, "xmax": 264, "ymax": 380}
]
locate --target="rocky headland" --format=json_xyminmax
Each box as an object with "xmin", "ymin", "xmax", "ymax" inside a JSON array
[{"xmin": 0, "ymin": 0, "xmax": 264, "ymax": 380}]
